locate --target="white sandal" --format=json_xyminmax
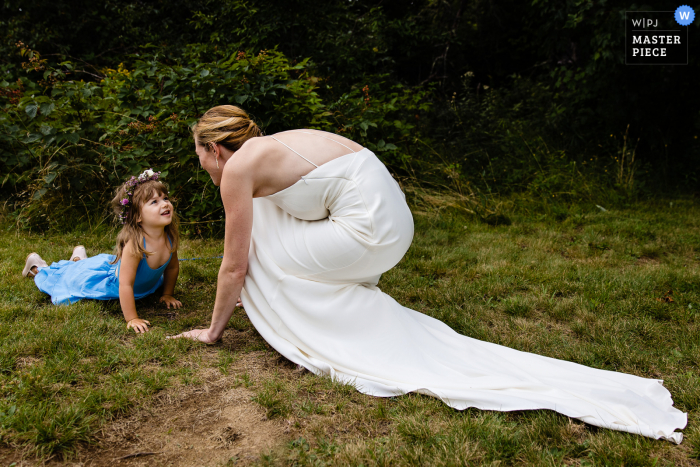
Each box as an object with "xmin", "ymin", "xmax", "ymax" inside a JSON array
[
  {"xmin": 22, "ymin": 253, "xmax": 49, "ymax": 278},
  {"xmin": 70, "ymin": 245, "xmax": 87, "ymax": 261}
]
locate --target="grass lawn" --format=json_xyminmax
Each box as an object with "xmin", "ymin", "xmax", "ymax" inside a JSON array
[{"xmin": 0, "ymin": 192, "xmax": 699, "ymax": 466}]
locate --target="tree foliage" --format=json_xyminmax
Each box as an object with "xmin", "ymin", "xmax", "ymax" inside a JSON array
[
  {"xmin": 0, "ymin": 43, "xmax": 428, "ymax": 230},
  {"xmin": 0, "ymin": 0, "xmax": 698, "ymax": 229}
]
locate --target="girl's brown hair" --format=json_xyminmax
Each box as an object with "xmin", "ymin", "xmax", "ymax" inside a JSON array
[
  {"xmin": 110, "ymin": 179, "xmax": 180, "ymax": 263},
  {"xmin": 192, "ymin": 105, "xmax": 262, "ymax": 152}
]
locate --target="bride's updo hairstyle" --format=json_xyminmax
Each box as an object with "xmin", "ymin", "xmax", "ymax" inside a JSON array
[{"xmin": 192, "ymin": 105, "xmax": 262, "ymax": 152}]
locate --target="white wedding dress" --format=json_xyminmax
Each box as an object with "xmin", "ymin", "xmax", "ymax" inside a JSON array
[{"xmin": 239, "ymin": 132, "xmax": 686, "ymax": 443}]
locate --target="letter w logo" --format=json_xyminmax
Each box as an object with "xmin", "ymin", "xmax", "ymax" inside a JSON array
[{"xmin": 680, "ymin": 11, "xmax": 691, "ymax": 20}]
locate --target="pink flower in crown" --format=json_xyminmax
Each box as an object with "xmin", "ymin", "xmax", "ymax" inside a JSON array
[{"xmin": 120, "ymin": 198, "xmax": 129, "ymax": 206}]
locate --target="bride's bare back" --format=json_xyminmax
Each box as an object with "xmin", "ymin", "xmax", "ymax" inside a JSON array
[{"xmin": 236, "ymin": 129, "xmax": 364, "ymax": 198}]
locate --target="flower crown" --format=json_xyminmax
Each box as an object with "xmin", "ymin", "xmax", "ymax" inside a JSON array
[{"xmin": 118, "ymin": 168, "xmax": 162, "ymax": 224}]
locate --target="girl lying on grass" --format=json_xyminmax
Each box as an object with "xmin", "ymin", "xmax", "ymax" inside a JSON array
[{"xmin": 22, "ymin": 169, "xmax": 182, "ymax": 333}]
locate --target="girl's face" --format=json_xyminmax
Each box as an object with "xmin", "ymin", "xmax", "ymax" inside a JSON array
[
  {"xmin": 195, "ymin": 136, "xmax": 222, "ymax": 186},
  {"xmin": 138, "ymin": 190, "xmax": 173, "ymax": 228}
]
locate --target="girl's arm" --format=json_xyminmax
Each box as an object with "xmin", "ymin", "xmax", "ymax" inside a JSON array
[
  {"xmin": 118, "ymin": 240, "xmax": 151, "ymax": 333},
  {"xmin": 159, "ymin": 250, "xmax": 182, "ymax": 309}
]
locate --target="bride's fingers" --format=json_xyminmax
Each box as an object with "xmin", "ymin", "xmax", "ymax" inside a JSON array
[
  {"xmin": 166, "ymin": 329, "xmax": 204, "ymax": 340},
  {"xmin": 166, "ymin": 331, "xmax": 187, "ymax": 339}
]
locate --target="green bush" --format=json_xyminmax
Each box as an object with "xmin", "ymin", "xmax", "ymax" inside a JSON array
[
  {"xmin": 0, "ymin": 44, "xmax": 428, "ymax": 231},
  {"xmin": 422, "ymin": 72, "xmax": 636, "ymax": 211}
]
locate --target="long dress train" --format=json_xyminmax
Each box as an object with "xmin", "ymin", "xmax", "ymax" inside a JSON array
[{"xmin": 239, "ymin": 137, "xmax": 686, "ymax": 443}]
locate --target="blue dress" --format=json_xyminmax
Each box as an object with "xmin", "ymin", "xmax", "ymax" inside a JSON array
[{"xmin": 34, "ymin": 238, "xmax": 172, "ymax": 305}]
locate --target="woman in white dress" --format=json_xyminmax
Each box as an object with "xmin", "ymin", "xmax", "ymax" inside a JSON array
[{"xmin": 171, "ymin": 105, "xmax": 686, "ymax": 443}]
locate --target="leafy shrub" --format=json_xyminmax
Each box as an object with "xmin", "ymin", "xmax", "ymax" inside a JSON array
[
  {"xmin": 0, "ymin": 44, "xmax": 428, "ymax": 232},
  {"xmin": 423, "ymin": 72, "xmax": 627, "ymax": 208}
]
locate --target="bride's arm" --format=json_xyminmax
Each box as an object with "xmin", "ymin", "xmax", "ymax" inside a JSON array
[
  {"xmin": 169, "ymin": 155, "xmax": 254, "ymax": 343},
  {"xmin": 207, "ymin": 174, "xmax": 253, "ymax": 340}
]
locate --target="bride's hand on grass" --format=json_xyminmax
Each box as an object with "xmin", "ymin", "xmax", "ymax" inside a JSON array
[
  {"xmin": 160, "ymin": 294, "xmax": 182, "ymax": 309},
  {"xmin": 166, "ymin": 328, "xmax": 218, "ymax": 343},
  {"xmin": 127, "ymin": 318, "xmax": 150, "ymax": 333}
]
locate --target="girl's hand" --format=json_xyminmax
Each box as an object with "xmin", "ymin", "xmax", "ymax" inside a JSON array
[
  {"xmin": 237, "ymin": 296, "xmax": 242, "ymax": 307},
  {"xmin": 166, "ymin": 328, "xmax": 219, "ymax": 344},
  {"xmin": 160, "ymin": 294, "xmax": 182, "ymax": 309},
  {"xmin": 127, "ymin": 318, "xmax": 151, "ymax": 333}
]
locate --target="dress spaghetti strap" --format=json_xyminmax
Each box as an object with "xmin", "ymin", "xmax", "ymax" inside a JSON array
[
  {"xmin": 268, "ymin": 131, "xmax": 360, "ymax": 169},
  {"xmin": 268, "ymin": 136, "xmax": 319, "ymax": 168},
  {"xmin": 142, "ymin": 235, "xmax": 173, "ymax": 257}
]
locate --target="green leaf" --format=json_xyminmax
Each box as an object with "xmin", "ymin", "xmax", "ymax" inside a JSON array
[
  {"xmin": 200, "ymin": 69, "xmax": 210, "ymax": 77},
  {"xmin": 235, "ymin": 95, "xmax": 248, "ymax": 104},
  {"xmin": 25, "ymin": 104, "xmax": 38, "ymax": 119},
  {"xmin": 39, "ymin": 102, "xmax": 55, "ymax": 116},
  {"xmin": 22, "ymin": 133, "xmax": 42, "ymax": 143},
  {"xmin": 32, "ymin": 188, "xmax": 47, "ymax": 200},
  {"xmin": 65, "ymin": 133, "xmax": 80, "ymax": 144},
  {"xmin": 39, "ymin": 125, "xmax": 53, "ymax": 136}
]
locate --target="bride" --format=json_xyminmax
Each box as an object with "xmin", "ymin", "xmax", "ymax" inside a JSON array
[{"xmin": 170, "ymin": 105, "xmax": 686, "ymax": 443}]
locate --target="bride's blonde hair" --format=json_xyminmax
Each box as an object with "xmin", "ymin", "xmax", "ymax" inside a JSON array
[{"xmin": 192, "ymin": 105, "xmax": 262, "ymax": 152}]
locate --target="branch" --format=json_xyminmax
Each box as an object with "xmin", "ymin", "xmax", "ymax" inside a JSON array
[{"xmin": 74, "ymin": 69, "xmax": 106, "ymax": 80}]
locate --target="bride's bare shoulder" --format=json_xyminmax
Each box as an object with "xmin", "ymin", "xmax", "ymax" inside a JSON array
[
  {"xmin": 221, "ymin": 136, "xmax": 284, "ymax": 194},
  {"xmin": 241, "ymin": 135, "xmax": 276, "ymax": 154},
  {"xmin": 229, "ymin": 136, "xmax": 278, "ymax": 170}
]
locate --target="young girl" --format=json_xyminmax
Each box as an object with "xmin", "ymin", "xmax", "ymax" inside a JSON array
[{"xmin": 22, "ymin": 169, "xmax": 182, "ymax": 333}]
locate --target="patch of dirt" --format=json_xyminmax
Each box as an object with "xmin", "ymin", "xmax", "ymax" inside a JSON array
[
  {"xmin": 95, "ymin": 353, "xmax": 291, "ymax": 466},
  {"xmin": 1, "ymin": 340, "xmax": 300, "ymax": 467},
  {"xmin": 636, "ymin": 256, "xmax": 661, "ymax": 266},
  {"xmin": 16, "ymin": 356, "xmax": 41, "ymax": 368}
]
